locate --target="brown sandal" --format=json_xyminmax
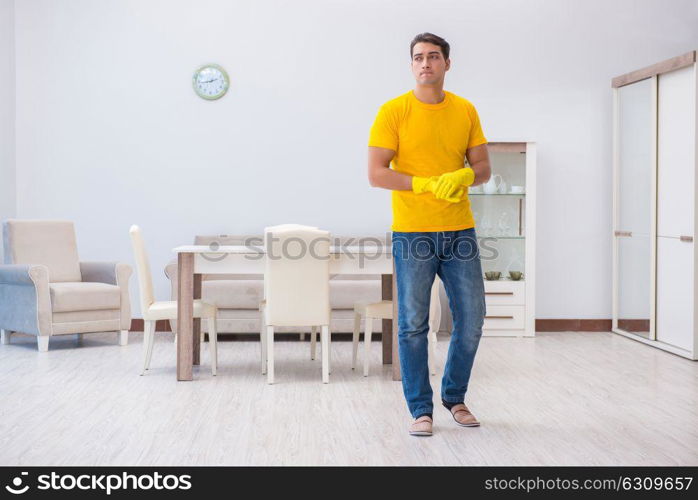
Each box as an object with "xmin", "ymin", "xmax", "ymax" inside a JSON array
[
  {"xmin": 409, "ymin": 415, "xmax": 433, "ymax": 436},
  {"xmin": 449, "ymin": 403, "xmax": 480, "ymax": 427}
]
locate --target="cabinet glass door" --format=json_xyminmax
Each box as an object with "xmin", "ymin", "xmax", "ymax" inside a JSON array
[
  {"xmin": 614, "ymin": 78, "xmax": 654, "ymax": 339},
  {"xmin": 470, "ymin": 151, "xmax": 526, "ymax": 281}
]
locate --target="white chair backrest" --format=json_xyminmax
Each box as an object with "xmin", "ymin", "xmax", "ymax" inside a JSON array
[
  {"xmin": 129, "ymin": 225, "xmax": 155, "ymax": 312},
  {"xmin": 264, "ymin": 224, "xmax": 330, "ymax": 326}
]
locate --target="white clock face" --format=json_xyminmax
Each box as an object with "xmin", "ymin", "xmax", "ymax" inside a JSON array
[{"xmin": 193, "ymin": 65, "xmax": 229, "ymax": 100}]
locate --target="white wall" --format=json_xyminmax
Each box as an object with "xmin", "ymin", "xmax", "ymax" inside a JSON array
[
  {"xmin": 11, "ymin": 0, "xmax": 698, "ymax": 318},
  {"xmin": 0, "ymin": 0, "xmax": 15, "ymax": 261}
]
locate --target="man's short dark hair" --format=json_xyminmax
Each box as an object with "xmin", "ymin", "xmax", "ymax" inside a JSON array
[{"xmin": 410, "ymin": 32, "xmax": 450, "ymax": 60}]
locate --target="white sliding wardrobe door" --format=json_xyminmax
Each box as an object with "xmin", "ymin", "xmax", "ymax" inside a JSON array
[
  {"xmin": 657, "ymin": 65, "xmax": 695, "ymax": 238},
  {"xmin": 655, "ymin": 63, "xmax": 696, "ymax": 353},
  {"xmin": 656, "ymin": 236, "xmax": 694, "ymax": 351}
]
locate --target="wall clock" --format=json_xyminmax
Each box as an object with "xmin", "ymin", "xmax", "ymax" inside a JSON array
[{"xmin": 192, "ymin": 64, "xmax": 229, "ymax": 100}]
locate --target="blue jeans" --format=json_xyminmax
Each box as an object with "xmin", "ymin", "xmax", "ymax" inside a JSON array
[{"xmin": 392, "ymin": 228, "xmax": 486, "ymax": 418}]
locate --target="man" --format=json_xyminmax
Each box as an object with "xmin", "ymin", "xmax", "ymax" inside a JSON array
[{"xmin": 367, "ymin": 32, "xmax": 491, "ymax": 436}]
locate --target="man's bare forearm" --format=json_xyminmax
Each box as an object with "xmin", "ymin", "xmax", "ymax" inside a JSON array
[
  {"xmin": 470, "ymin": 160, "xmax": 491, "ymax": 186},
  {"xmin": 466, "ymin": 144, "xmax": 492, "ymax": 186},
  {"xmin": 368, "ymin": 167, "xmax": 414, "ymax": 191}
]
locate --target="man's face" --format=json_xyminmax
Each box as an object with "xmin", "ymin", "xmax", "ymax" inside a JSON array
[{"xmin": 411, "ymin": 42, "xmax": 450, "ymax": 85}]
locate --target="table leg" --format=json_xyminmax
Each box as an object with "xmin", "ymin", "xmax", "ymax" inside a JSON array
[
  {"xmin": 391, "ymin": 259, "xmax": 401, "ymax": 381},
  {"xmin": 381, "ymin": 274, "xmax": 392, "ymax": 365},
  {"xmin": 177, "ymin": 253, "xmax": 194, "ymax": 381},
  {"xmin": 382, "ymin": 268, "xmax": 401, "ymax": 381},
  {"xmin": 193, "ymin": 274, "xmax": 201, "ymax": 366}
]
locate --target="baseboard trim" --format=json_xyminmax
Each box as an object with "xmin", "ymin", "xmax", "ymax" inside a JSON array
[
  {"xmin": 130, "ymin": 318, "xmax": 613, "ymax": 334},
  {"xmin": 535, "ymin": 319, "xmax": 612, "ymax": 332}
]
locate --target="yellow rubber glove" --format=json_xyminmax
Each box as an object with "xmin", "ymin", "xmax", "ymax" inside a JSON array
[
  {"xmin": 433, "ymin": 167, "xmax": 476, "ymax": 200},
  {"xmin": 412, "ymin": 176, "xmax": 464, "ymax": 203}
]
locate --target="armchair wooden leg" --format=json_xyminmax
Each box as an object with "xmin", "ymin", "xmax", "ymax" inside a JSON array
[
  {"xmin": 37, "ymin": 336, "xmax": 49, "ymax": 352},
  {"xmin": 119, "ymin": 330, "xmax": 128, "ymax": 346},
  {"xmin": 1, "ymin": 329, "xmax": 10, "ymax": 345}
]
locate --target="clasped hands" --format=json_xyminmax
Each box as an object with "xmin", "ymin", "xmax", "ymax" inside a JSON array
[{"xmin": 412, "ymin": 167, "xmax": 475, "ymax": 203}]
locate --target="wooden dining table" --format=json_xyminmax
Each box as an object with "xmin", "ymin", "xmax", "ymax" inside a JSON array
[{"xmin": 172, "ymin": 244, "xmax": 403, "ymax": 381}]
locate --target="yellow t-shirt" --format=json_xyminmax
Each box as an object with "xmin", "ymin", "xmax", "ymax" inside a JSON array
[{"xmin": 368, "ymin": 89, "xmax": 488, "ymax": 232}]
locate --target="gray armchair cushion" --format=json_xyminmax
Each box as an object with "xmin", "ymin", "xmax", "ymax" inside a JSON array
[
  {"xmin": 49, "ymin": 282, "xmax": 122, "ymax": 312},
  {"xmin": 3, "ymin": 220, "xmax": 82, "ymax": 282}
]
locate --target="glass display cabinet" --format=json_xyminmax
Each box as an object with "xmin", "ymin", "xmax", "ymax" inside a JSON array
[{"xmin": 470, "ymin": 141, "xmax": 536, "ymax": 337}]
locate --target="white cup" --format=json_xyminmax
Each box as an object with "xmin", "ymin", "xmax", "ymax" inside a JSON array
[{"xmin": 509, "ymin": 185, "xmax": 525, "ymax": 194}]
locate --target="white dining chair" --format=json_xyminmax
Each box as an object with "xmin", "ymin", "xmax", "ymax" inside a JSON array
[
  {"xmin": 260, "ymin": 224, "xmax": 331, "ymax": 384},
  {"xmin": 352, "ymin": 276, "xmax": 441, "ymax": 376},
  {"xmin": 129, "ymin": 225, "xmax": 219, "ymax": 376},
  {"xmin": 258, "ymin": 225, "xmax": 321, "ymax": 352}
]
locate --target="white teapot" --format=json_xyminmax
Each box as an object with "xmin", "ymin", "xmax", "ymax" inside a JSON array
[{"xmin": 483, "ymin": 174, "xmax": 503, "ymax": 195}]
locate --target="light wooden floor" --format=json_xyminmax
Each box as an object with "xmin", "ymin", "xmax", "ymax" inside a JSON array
[{"xmin": 0, "ymin": 330, "xmax": 696, "ymax": 466}]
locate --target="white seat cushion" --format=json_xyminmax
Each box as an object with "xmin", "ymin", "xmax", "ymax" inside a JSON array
[
  {"xmin": 145, "ymin": 300, "xmax": 216, "ymax": 321},
  {"xmin": 354, "ymin": 300, "xmax": 393, "ymax": 319},
  {"xmin": 49, "ymin": 282, "xmax": 121, "ymax": 312}
]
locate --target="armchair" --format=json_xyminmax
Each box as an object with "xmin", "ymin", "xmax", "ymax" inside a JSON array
[{"xmin": 0, "ymin": 220, "xmax": 132, "ymax": 351}]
